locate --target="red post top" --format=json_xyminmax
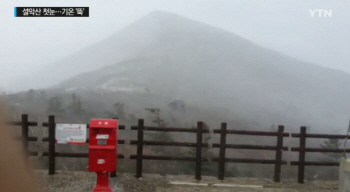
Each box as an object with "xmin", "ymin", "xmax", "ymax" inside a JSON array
[
  {"xmin": 89, "ymin": 118, "xmax": 118, "ymax": 147},
  {"xmin": 90, "ymin": 119, "xmax": 118, "ymax": 129}
]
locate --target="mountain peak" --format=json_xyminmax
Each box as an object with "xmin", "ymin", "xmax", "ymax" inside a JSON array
[
  {"xmin": 147, "ymin": 10, "xmax": 178, "ymax": 16},
  {"xmin": 130, "ymin": 10, "xmax": 206, "ymax": 30},
  {"xmin": 145, "ymin": 10, "xmax": 184, "ymax": 19}
]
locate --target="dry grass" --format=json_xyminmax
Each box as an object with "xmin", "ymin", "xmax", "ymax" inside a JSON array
[{"xmin": 34, "ymin": 170, "xmax": 338, "ymax": 192}]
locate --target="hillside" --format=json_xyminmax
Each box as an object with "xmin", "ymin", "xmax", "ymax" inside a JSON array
[{"xmin": 11, "ymin": 11, "xmax": 350, "ymax": 132}]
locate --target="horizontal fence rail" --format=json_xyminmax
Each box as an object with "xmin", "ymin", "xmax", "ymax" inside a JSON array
[
  {"xmin": 213, "ymin": 129, "xmax": 289, "ymax": 137},
  {"xmin": 129, "ymin": 140, "xmax": 209, "ymax": 147},
  {"xmin": 42, "ymin": 152, "xmax": 125, "ymax": 159},
  {"xmin": 291, "ymin": 133, "xmax": 350, "ymax": 139},
  {"xmin": 131, "ymin": 126, "xmax": 210, "ymax": 133},
  {"xmin": 212, "ymin": 144, "xmax": 288, "ymax": 151}
]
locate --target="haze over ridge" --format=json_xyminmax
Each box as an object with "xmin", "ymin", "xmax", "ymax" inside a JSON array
[
  {"xmin": 42, "ymin": 10, "xmax": 350, "ymax": 133},
  {"xmin": 11, "ymin": 10, "xmax": 350, "ymax": 90}
]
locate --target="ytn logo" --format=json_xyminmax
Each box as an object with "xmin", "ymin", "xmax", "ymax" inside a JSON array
[{"xmin": 309, "ymin": 9, "xmax": 332, "ymax": 17}]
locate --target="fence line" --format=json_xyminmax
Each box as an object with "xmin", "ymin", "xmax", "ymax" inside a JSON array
[
  {"xmin": 6, "ymin": 114, "xmax": 38, "ymax": 158},
  {"xmin": 6, "ymin": 114, "xmax": 350, "ymax": 183},
  {"xmin": 212, "ymin": 124, "xmax": 289, "ymax": 182},
  {"xmin": 291, "ymin": 126, "xmax": 350, "ymax": 183},
  {"xmin": 129, "ymin": 120, "xmax": 209, "ymax": 180}
]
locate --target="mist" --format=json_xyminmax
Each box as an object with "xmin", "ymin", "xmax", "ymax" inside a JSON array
[
  {"xmin": 2, "ymin": 1, "xmax": 350, "ymax": 182},
  {"xmin": 0, "ymin": 3, "xmax": 349, "ymax": 132},
  {"xmin": 1, "ymin": 0, "xmax": 350, "ymax": 91}
]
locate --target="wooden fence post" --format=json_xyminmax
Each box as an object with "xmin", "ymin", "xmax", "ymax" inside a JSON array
[
  {"xmin": 195, "ymin": 121, "xmax": 203, "ymax": 180},
  {"xmin": 274, "ymin": 125, "xmax": 284, "ymax": 182},
  {"xmin": 48, "ymin": 115, "xmax": 56, "ymax": 175},
  {"xmin": 218, "ymin": 122, "xmax": 227, "ymax": 180},
  {"xmin": 298, "ymin": 126, "xmax": 307, "ymax": 184},
  {"xmin": 110, "ymin": 117, "xmax": 118, "ymax": 178},
  {"xmin": 21, "ymin": 114, "xmax": 29, "ymax": 156},
  {"xmin": 136, "ymin": 119, "xmax": 144, "ymax": 178}
]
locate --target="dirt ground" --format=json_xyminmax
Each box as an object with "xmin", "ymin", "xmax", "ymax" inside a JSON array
[{"xmin": 35, "ymin": 170, "xmax": 338, "ymax": 192}]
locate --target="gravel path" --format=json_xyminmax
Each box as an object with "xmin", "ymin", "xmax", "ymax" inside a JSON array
[{"xmin": 35, "ymin": 171, "xmax": 338, "ymax": 192}]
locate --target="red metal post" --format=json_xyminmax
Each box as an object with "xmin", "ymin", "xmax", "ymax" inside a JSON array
[{"xmin": 93, "ymin": 172, "xmax": 112, "ymax": 192}]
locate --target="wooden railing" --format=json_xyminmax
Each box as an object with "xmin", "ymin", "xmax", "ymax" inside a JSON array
[
  {"xmin": 6, "ymin": 114, "xmax": 38, "ymax": 157},
  {"xmin": 212, "ymin": 124, "xmax": 289, "ymax": 182},
  {"xmin": 129, "ymin": 120, "xmax": 209, "ymax": 180},
  {"xmin": 291, "ymin": 126, "xmax": 350, "ymax": 183},
  {"xmin": 6, "ymin": 114, "xmax": 350, "ymax": 183}
]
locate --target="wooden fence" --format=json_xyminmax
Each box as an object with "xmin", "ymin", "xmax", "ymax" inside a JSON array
[
  {"xmin": 291, "ymin": 126, "xmax": 350, "ymax": 183},
  {"xmin": 5, "ymin": 114, "xmax": 350, "ymax": 183},
  {"xmin": 40, "ymin": 115, "xmax": 125, "ymax": 175},
  {"xmin": 7, "ymin": 114, "xmax": 38, "ymax": 157},
  {"xmin": 129, "ymin": 120, "xmax": 209, "ymax": 180},
  {"xmin": 212, "ymin": 124, "xmax": 289, "ymax": 182}
]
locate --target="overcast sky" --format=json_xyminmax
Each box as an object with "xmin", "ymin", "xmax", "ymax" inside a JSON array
[{"xmin": 0, "ymin": 0, "xmax": 349, "ymax": 90}]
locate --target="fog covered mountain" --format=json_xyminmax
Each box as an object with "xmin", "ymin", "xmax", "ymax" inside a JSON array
[{"xmin": 15, "ymin": 11, "xmax": 350, "ymax": 132}]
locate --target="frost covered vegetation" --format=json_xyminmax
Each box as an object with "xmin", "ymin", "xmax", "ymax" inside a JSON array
[{"xmin": 0, "ymin": 88, "xmax": 345, "ymax": 181}]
